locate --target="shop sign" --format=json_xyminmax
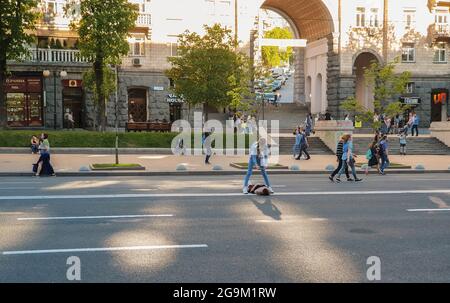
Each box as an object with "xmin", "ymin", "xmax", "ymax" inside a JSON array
[
  {"xmin": 400, "ymin": 96, "xmax": 421, "ymax": 106},
  {"xmin": 153, "ymin": 86, "xmax": 164, "ymax": 91},
  {"xmin": 166, "ymin": 94, "xmax": 184, "ymax": 103},
  {"xmin": 62, "ymin": 80, "xmax": 82, "ymax": 88}
]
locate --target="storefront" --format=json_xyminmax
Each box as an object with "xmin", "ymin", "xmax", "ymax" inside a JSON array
[
  {"xmin": 5, "ymin": 75, "xmax": 43, "ymax": 127},
  {"xmin": 167, "ymin": 94, "xmax": 184, "ymax": 123},
  {"xmin": 431, "ymin": 89, "xmax": 448, "ymax": 122},
  {"xmin": 62, "ymin": 79, "xmax": 84, "ymax": 128}
]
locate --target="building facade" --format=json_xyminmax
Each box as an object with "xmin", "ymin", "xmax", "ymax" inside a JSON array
[{"xmin": 5, "ymin": 0, "xmax": 450, "ymax": 129}]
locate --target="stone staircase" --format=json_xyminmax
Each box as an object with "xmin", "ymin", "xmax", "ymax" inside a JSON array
[
  {"xmin": 351, "ymin": 136, "xmax": 450, "ymax": 155},
  {"xmin": 276, "ymin": 136, "xmax": 334, "ymax": 155}
]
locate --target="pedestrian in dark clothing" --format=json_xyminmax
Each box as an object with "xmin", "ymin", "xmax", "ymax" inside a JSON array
[
  {"xmin": 35, "ymin": 151, "xmax": 55, "ymax": 176},
  {"xmin": 329, "ymin": 136, "xmax": 351, "ymax": 182},
  {"xmin": 296, "ymin": 128, "xmax": 310, "ymax": 160}
]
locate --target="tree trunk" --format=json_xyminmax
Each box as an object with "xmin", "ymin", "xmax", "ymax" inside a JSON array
[
  {"xmin": 94, "ymin": 59, "xmax": 106, "ymax": 132},
  {"xmin": 0, "ymin": 59, "xmax": 7, "ymax": 129}
]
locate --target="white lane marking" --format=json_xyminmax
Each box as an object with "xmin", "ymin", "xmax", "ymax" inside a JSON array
[
  {"xmin": 407, "ymin": 209, "xmax": 450, "ymax": 212},
  {"xmin": 2, "ymin": 244, "xmax": 208, "ymax": 255},
  {"xmin": 2, "ymin": 189, "xmax": 450, "ymax": 200},
  {"xmin": 17, "ymin": 214, "xmax": 174, "ymax": 221}
]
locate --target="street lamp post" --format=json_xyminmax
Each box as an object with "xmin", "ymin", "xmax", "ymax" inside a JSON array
[{"xmin": 43, "ymin": 70, "xmax": 67, "ymax": 129}]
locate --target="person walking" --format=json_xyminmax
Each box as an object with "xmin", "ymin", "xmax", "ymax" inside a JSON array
[
  {"xmin": 365, "ymin": 141, "xmax": 380, "ymax": 175},
  {"xmin": 243, "ymin": 137, "xmax": 274, "ymax": 194},
  {"xmin": 35, "ymin": 133, "xmax": 55, "ymax": 176},
  {"xmin": 379, "ymin": 135, "xmax": 390, "ymax": 175},
  {"xmin": 399, "ymin": 128, "xmax": 407, "ymax": 155},
  {"xmin": 305, "ymin": 113, "xmax": 313, "ymax": 136},
  {"xmin": 335, "ymin": 134, "xmax": 362, "ymax": 183},
  {"xmin": 407, "ymin": 112, "xmax": 414, "ymax": 135},
  {"xmin": 293, "ymin": 126, "xmax": 301, "ymax": 159},
  {"xmin": 329, "ymin": 135, "xmax": 351, "ymax": 182},
  {"xmin": 296, "ymin": 128, "xmax": 310, "ymax": 160},
  {"xmin": 411, "ymin": 113, "xmax": 419, "ymax": 136},
  {"xmin": 203, "ymin": 129, "xmax": 213, "ymax": 165}
]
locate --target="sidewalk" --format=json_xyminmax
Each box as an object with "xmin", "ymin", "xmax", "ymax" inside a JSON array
[{"xmin": 0, "ymin": 153, "xmax": 449, "ymax": 175}]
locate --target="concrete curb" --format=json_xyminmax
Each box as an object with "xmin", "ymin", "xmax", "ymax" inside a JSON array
[{"xmin": 1, "ymin": 170, "xmax": 449, "ymax": 177}]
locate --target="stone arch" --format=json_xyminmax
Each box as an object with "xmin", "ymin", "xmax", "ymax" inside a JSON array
[
  {"xmin": 261, "ymin": 0, "xmax": 335, "ymax": 41},
  {"xmin": 353, "ymin": 51, "xmax": 381, "ymax": 111}
]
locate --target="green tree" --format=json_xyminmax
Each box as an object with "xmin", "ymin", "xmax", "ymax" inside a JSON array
[
  {"xmin": 166, "ymin": 24, "xmax": 251, "ymax": 121},
  {"xmin": 66, "ymin": 0, "xmax": 138, "ymax": 131},
  {"xmin": 261, "ymin": 27, "xmax": 293, "ymax": 68},
  {"xmin": 0, "ymin": 0, "xmax": 40, "ymax": 128},
  {"xmin": 341, "ymin": 59, "xmax": 411, "ymax": 130}
]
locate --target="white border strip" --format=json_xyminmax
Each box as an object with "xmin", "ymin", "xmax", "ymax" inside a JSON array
[
  {"xmin": 17, "ymin": 214, "xmax": 174, "ymax": 221},
  {"xmin": 2, "ymin": 244, "xmax": 208, "ymax": 255},
  {"xmin": 407, "ymin": 209, "xmax": 450, "ymax": 212},
  {"xmin": 1, "ymin": 189, "xmax": 450, "ymax": 200}
]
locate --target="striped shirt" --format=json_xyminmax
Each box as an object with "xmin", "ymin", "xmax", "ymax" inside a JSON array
[{"xmin": 336, "ymin": 141, "xmax": 344, "ymax": 158}]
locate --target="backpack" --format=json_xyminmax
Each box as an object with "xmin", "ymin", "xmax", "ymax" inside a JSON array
[{"xmin": 365, "ymin": 149, "xmax": 372, "ymax": 160}]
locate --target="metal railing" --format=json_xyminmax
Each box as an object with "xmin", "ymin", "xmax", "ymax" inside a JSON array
[
  {"xmin": 25, "ymin": 48, "xmax": 91, "ymax": 63},
  {"xmin": 136, "ymin": 13, "xmax": 151, "ymax": 26}
]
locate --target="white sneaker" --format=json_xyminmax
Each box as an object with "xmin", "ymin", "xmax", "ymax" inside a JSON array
[
  {"xmin": 268, "ymin": 187, "xmax": 275, "ymax": 194},
  {"xmin": 243, "ymin": 187, "xmax": 248, "ymax": 194}
]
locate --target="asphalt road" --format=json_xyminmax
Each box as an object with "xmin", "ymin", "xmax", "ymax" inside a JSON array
[{"xmin": 0, "ymin": 174, "xmax": 450, "ymax": 282}]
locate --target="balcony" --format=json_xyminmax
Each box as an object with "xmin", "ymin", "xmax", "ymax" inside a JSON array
[
  {"xmin": 430, "ymin": 23, "xmax": 450, "ymax": 43},
  {"xmin": 429, "ymin": 0, "xmax": 450, "ymax": 11},
  {"xmin": 22, "ymin": 48, "xmax": 91, "ymax": 63},
  {"xmin": 135, "ymin": 13, "xmax": 151, "ymax": 27}
]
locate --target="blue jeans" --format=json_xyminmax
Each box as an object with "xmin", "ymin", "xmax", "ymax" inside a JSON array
[
  {"xmin": 244, "ymin": 155, "xmax": 271, "ymax": 187},
  {"xmin": 380, "ymin": 155, "xmax": 389, "ymax": 172},
  {"xmin": 337, "ymin": 160, "xmax": 357, "ymax": 179}
]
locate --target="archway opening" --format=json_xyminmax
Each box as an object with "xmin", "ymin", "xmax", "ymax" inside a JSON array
[{"xmin": 354, "ymin": 52, "xmax": 380, "ymax": 111}]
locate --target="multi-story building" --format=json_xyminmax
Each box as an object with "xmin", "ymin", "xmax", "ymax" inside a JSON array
[{"xmin": 5, "ymin": 0, "xmax": 450, "ymax": 129}]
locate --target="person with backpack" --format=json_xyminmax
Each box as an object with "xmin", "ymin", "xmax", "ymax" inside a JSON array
[
  {"xmin": 329, "ymin": 135, "xmax": 351, "ymax": 182},
  {"xmin": 335, "ymin": 134, "xmax": 362, "ymax": 183},
  {"xmin": 243, "ymin": 137, "xmax": 274, "ymax": 194},
  {"xmin": 379, "ymin": 135, "xmax": 390, "ymax": 175},
  {"xmin": 365, "ymin": 141, "xmax": 380, "ymax": 175}
]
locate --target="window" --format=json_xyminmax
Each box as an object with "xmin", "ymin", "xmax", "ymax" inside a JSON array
[
  {"xmin": 435, "ymin": 10, "xmax": 448, "ymax": 33},
  {"xmin": 47, "ymin": 1, "xmax": 56, "ymax": 15},
  {"xmin": 434, "ymin": 44, "xmax": 447, "ymax": 63},
  {"xmin": 404, "ymin": 8, "xmax": 416, "ymax": 29},
  {"xmin": 405, "ymin": 82, "xmax": 414, "ymax": 94},
  {"xmin": 218, "ymin": 0, "xmax": 231, "ymax": 17},
  {"xmin": 356, "ymin": 7, "xmax": 366, "ymax": 27},
  {"xmin": 402, "ymin": 43, "xmax": 415, "ymax": 62},
  {"xmin": 129, "ymin": 37, "xmax": 145, "ymax": 57},
  {"xmin": 369, "ymin": 8, "xmax": 379, "ymax": 28},
  {"xmin": 206, "ymin": 0, "xmax": 215, "ymax": 15}
]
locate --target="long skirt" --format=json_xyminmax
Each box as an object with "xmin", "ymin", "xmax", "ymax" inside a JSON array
[{"xmin": 37, "ymin": 153, "xmax": 55, "ymax": 176}]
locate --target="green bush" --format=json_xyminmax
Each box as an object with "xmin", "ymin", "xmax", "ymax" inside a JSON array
[{"xmin": 0, "ymin": 130, "xmax": 251, "ymax": 148}]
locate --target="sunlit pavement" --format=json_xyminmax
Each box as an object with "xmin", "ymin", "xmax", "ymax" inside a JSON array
[{"xmin": 1, "ymin": 174, "xmax": 450, "ymax": 282}]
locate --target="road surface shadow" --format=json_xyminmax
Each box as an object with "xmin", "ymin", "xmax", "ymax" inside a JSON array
[{"xmin": 251, "ymin": 197, "xmax": 282, "ymax": 221}]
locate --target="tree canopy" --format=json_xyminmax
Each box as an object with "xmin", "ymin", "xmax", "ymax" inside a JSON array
[
  {"xmin": 341, "ymin": 59, "xmax": 411, "ymax": 129},
  {"xmin": 0, "ymin": 0, "xmax": 40, "ymax": 128},
  {"xmin": 261, "ymin": 27, "xmax": 293, "ymax": 68},
  {"xmin": 66, "ymin": 0, "xmax": 138, "ymax": 131},
  {"xmin": 166, "ymin": 24, "xmax": 252, "ymax": 120}
]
